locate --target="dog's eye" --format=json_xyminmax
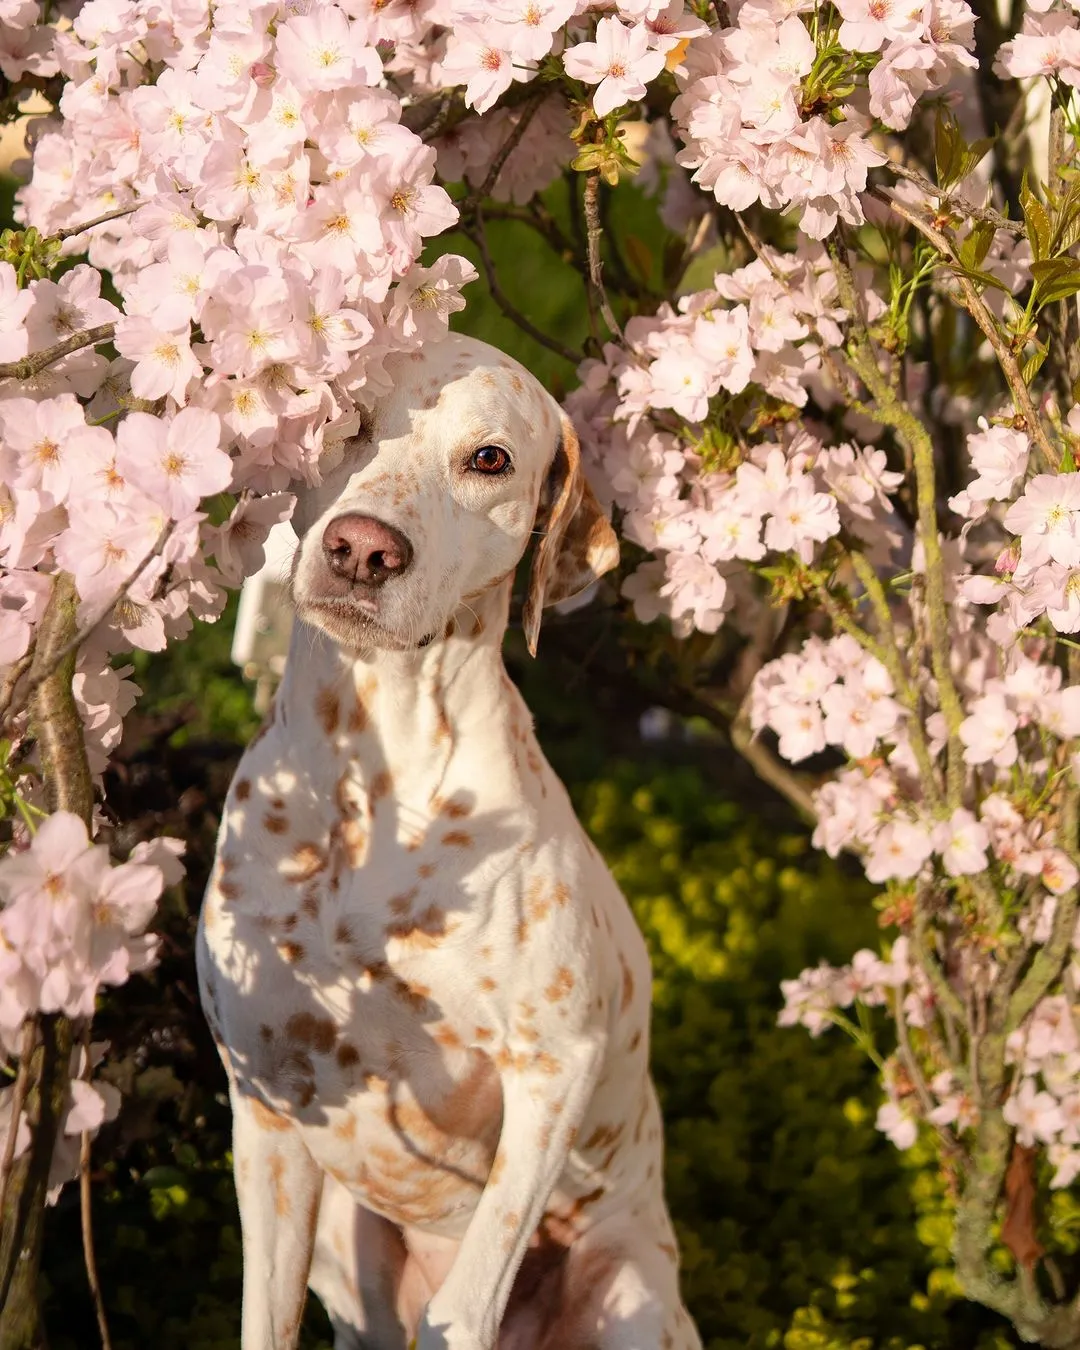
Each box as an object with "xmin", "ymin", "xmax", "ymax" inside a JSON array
[{"xmin": 470, "ymin": 445, "xmax": 511, "ymax": 475}]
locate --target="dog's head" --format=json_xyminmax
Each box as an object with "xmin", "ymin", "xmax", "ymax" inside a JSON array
[{"xmin": 290, "ymin": 334, "xmax": 618, "ymax": 655}]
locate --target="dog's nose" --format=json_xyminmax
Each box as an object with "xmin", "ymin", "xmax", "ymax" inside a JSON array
[{"xmin": 321, "ymin": 514, "xmax": 413, "ymax": 588}]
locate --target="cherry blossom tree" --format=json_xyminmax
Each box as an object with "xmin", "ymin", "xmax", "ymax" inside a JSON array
[{"xmin": 1, "ymin": 0, "xmax": 1080, "ymax": 1345}]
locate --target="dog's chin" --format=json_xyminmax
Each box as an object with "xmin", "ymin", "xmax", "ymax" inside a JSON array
[{"xmin": 297, "ymin": 595, "xmax": 436, "ymax": 653}]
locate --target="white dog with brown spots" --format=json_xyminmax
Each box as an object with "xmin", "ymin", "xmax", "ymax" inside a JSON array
[{"xmin": 197, "ymin": 334, "xmax": 702, "ymax": 1350}]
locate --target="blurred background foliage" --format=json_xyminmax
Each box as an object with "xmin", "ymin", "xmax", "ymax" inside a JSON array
[{"xmin": 0, "ymin": 167, "xmax": 1020, "ymax": 1347}]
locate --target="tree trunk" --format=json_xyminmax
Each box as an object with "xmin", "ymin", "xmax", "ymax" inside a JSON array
[{"xmin": 0, "ymin": 575, "xmax": 92, "ymax": 1349}]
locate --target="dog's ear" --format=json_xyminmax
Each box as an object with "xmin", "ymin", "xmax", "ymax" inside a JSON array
[{"xmin": 523, "ymin": 413, "xmax": 619, "ymax": 656}]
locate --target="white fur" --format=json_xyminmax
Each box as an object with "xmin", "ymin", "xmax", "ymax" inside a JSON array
[{"xmin": 197, "ymin": 335, "xmax": 701, "ymax": 1350}]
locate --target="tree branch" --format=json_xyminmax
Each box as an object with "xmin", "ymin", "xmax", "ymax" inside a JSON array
[
  {"xmin": 463, "ymin": 209, "xmax": 584, "ymax": 367},
  {"xmin": 831, "ymin": 246, "xmax": 968, "ymax": 807},
  {"xmin": 882, "ymin": 192, "xmax": 1058, "ymax": 472},
  {"xmin": 0, "ymin": 324, "xmax": 115, "ymax": 382},
  {"xmin": 583, "ymin": 169, "xmax": 624, "ymax": 343},
  {"xmin": 54, "ymin": 204, "xmax": 138, "ymax": 243}
]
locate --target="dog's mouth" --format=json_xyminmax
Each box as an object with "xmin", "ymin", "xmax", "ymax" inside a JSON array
[{"xmin": 298, "ymin": 594, "xmax": 436, "ymax": 652}]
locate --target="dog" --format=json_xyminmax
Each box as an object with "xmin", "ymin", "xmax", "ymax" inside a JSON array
[{"xmin": 196, "ymin": 333, "xmax": 702, "ymax": 1350}]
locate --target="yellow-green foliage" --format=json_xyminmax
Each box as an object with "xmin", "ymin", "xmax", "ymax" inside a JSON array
[{"xmin": 577, "ymin": 762, "xmax": 1015, "ymax": 1350}]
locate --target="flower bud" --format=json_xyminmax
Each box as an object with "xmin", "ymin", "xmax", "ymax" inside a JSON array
[
  {"xmin": 250, "ymin": 61, "xmax": 275, "ymax": 87},
  {"xmin": 995, "ymin": 543, "xmax": 1020, "ymax": 575}
]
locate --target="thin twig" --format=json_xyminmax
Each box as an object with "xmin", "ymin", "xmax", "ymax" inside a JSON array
[
  {"xmin": 464, "ymin": 209, "xmax": 584, "ymax": 367},
  {"xmin": 0, "ymin": 648, "xmax": 34, "ymax": 726},
  {"xmin": 461, "ymin": 92, "xmax": 546, "ymax": 215},
  {"xmin": 79, "ymin": 1026, "xmax": 112, "ymax": 1350},
  {"xmin": 882, "ymin": 192, "xmax": 1058, "ymax": 472},
  {"xmin": 0, "ymin": 1021, "xmax": 37, "ymax": 1224},
  {"xmin": 0, "ymin": 323, "xmax": 115, "ymax": 382},
  {"xmin": 730, "ymin": 693, "xmax": 818, "ymax": 826},
  {"xmin": 831, "ymin": 245, "xmax": 968, "ymax": 807},
  {"xmin": 583, "ymin": 170, "xmax": 624, "ymax": 343},
  {"xmin": 55, "ymin": 204, "xmax": 139, "ymax": 242},
  {"xmin": 893, "ymin": 985, "xmax": 959, "ymax": 1157},
  {"xmin": 887, "ymin": 162, "xmax": 1025, "ymax": 236}
]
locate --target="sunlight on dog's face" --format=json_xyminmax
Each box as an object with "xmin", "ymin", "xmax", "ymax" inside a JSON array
[{"xmin": 290, "ymin": 334, "xmax": 562, "ymax": 652}]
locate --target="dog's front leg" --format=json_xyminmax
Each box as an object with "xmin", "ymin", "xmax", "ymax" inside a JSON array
[
  {"xmin": 415, "ymin": 1034, "xmax": 605, "ymax": 1350},
  {"xmin": 232, "ymin": 1087, "xmax": 323, "ymax": 1350}
]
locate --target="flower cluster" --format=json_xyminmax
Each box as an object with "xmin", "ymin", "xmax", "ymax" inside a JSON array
[
  {"xmin": 996, "ymin": 0, "xmax": 1080, "ymax": 86},
  {"xmin": 672, "ymin": 0, "xmax": 976, "ymax": 239},
  {"xmin": 0, "ymin": 1041, "xmax": 120, "ymax": 1203},
  {"xmin": 567, "ymin": 246, "xmax": 908, "ymax": 635},
  {"xmin": 0, "ymin": 812, "xmax": 183, "ymax": 1049}
]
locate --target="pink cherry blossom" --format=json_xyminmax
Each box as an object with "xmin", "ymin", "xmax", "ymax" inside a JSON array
[
  {"xmin": 116, "ymin": 408, "xmax": 231, "ymax": 518},
  {"xmin": 562, "ymin": 16, "xmax": 666, "ymax": 117}
]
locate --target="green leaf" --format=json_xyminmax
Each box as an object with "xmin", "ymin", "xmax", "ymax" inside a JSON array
[
  {"xmin": 1020, "ymin": 175, "xmax": 1052, "ymax": 262},
  {"xmin": 934, "ymin": 109, "xmax": 994, "ymax": 190},
  {"xmin": 1021, "ymin": 344, "xmax": 1048, "ymax": 384},
  {"xmin": 958, "ymin": 219, "xmax": 996, "ymax": 271},
  {"xmin": 953, "ymin": 264, "xmax": 1009, "ymax": 294},
  {"xmin": 1050, "ymin": 175, "xmax": 1080, "ymax": 254},
  {"xmin": 1031, "ymin": 255, "xmax": 1080, "ymax": 306}
]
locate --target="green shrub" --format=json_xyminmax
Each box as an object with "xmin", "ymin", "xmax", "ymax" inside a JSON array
[{"xmin": 575, "ymin": 761, "xmax": 1014, "ymax": 1350}]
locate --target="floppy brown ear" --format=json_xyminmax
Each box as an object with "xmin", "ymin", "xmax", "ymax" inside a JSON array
[{"xmin": 522, "ymin": 413, "xmax": 619, "ymax": 656}]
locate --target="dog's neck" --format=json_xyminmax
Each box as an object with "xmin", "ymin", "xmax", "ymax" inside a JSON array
[{"xmin": 276, "ymin": 579, "xmax": 524, "ymax": 806}]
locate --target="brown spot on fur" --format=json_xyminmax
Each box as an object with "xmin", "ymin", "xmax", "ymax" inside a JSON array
[
  {"xmin": 544, "ymin": 967, "xmax": 574, "ymax": 1002},
  {"xmin": 316, "ymin": 686, "xmax": 340, "ymax": 735},
  {"xmin": 280, "ymin": 941, "xmax": 305, "ymax": 965},
  {"xmin": 219, "ymin": 878, "xmax": 243, "ymax": 901},
  {"xmin": 339, "ymin": 818, "xmax": 368, "ymax": 868},
  {"xmin": 269, "ymin": 1152, "xmax": 290, "ymax": 1216},
  {"xmin": 334, "ymin": 1114, "xmax": 358, "ymax": 1140},
  {"xmin": 393, "ymin": 979, "xmax": 433, "ymax": 1013},
  {"xmin": 441, "ymin": 829, "xmax": 472, "ymax": 848},
  {"xmin": 386, "ymin": 904, "xmax": 455, "ymax": 948},
  {"xmin": 286, "ymin": 1011, "xmax": 337, "ymax": 1055},
  {"xmin": 250, "ymin": 1097, "xmax": 292, "ymax": 1133},
  {"xmin": 440, "ymin": 796, "xmax": 472, "ymax": 819},
  {"xmin": 370, "ymin": 769, "xmax": 393, "ymax": 801},
  {"xmin": 526, "ymin": 877, "xmax": 552, "ymax": 923},
  {"xmin": 629, "ymin": 1029, "xmax": 642, "ymax": 1052},
  {"xmin": 475, "ymin": 1026, "xmax": 493, "ymax": 1042},
  {"xmin": 434, "ymin": 1024, "xmax": 462, "ymax": 1050},
  {"xmin": 301, "ymin": 889, "xmax": 320, "ymax": 919},
  {"xmin": 620, "ymin": 955, "xmax": 635, "ymax": 1012},
  {"xmin": 535, "ymin": 1052, "xmax": 561, "ymax": 1076},
  {"xmin": 264, "ymin": 812, "xmax": 288, "ymax": 835},
  {"xmin": 479, "ymin": 975, "xmax": 497, "ymax": 993},
  {"xmin": 584, "ymin": 1122, "xmax": 623, "ymax": 1151},
  {"xmin": 285, "ymin": 842, "xmax": 325, "ymax": 883},
  {"xmin": 234, "ymin": 778, "xmax": 251, "ymax": 801},
  {"xmin": 259, "ymin": 1024, "xmax": 273, "ymax": 1043},
  {"xmin": 389, "ymin": 887, "xmax": 418, "ymax": 916},
  {"xmin": 418, "ymin": 862, "xmax": 436, "ymax": 878},
  {"xmin": 336, "ymin": 1042, "xmax": 361, "ymax": 1069}
]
